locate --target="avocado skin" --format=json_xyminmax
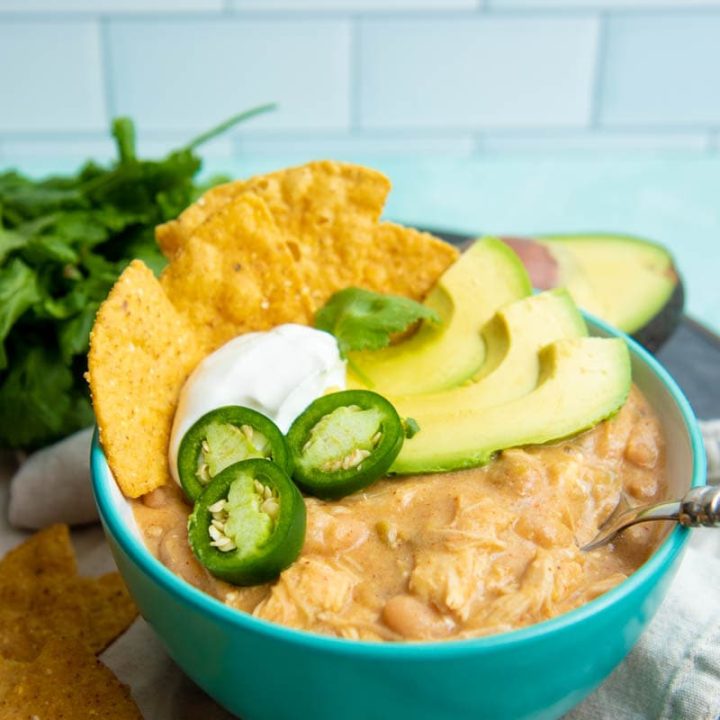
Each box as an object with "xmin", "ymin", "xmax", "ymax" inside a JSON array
[{"xmin": 631, "ymin": 279, "xmax": 684, "ymax": 353}]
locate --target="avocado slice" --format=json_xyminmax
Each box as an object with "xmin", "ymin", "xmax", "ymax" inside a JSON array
[
  {"xmin": 391, "ymin": 288, "xmax": 588, "ymax": 421},
  {"xmin": 392, "ymin": 337, "xmax": 631, "ymax": 474},
  {"xmin": 501, "ymin": 233, "xmax": 682, "ymax": 351},
  {"xmin": 348, "ymin": 238, "xmax": 531, "ymax": 394}
]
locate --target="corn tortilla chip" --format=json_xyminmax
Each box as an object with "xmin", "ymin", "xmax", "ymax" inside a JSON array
[
  {"xmin": 88, "ymin": 260, "xmax": 204, "ymax": 498},
  {"xmin": 155, "ymin": 162, "xmax": 456, "ymax": 309},
  {"xmin": 0, "ymin": 527, "xmax": 138, "ymax": 663},
  {"xmin": 156, "ymin": 179, "xmax": 243, "ymax": 259},
  {"xmin": 79, "ymin": 573, "xmax": 139, "ymax": 655},
  {"xmin": 160, "ymin": 193, "xmax": 313, "ymax": 351},
  {"xmin": 0, "ymin": 637, "xmax": 142, "ymax": 720},
  {"xmin": 0, "ymin": 580, "xmax": 90, "ymax": 662},
  {"xmin": 0, "ymin": 525, "xmax": 76, "ymax": 593},
  {"xmin": 360, "ymin": 222, "xmax": 459, "ymax": 301},
  {"xmin": 0, "ymin": 657, "xmax": 21, "ymax": 700},
  {"xmin": 155, "ymin": 161, "xmax": 391, "ymax": 267},
  {"xmin": 212, "ymin": 161, "xmax": 392, "ymax": 309}
]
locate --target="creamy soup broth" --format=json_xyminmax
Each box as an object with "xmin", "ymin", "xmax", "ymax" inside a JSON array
[{"xmin": 134, "ymin": 387, "xmax": 665, "ymax": 642}]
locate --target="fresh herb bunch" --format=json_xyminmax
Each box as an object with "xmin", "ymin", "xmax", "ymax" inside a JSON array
[{"xmin": 0, "ymin": 105, "xmax": 274, "ymax": 450}]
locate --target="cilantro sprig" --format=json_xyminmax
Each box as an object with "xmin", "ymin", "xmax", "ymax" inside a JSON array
[
  {"xmin": 0, "ymin": 105, "xmax": 274, "ymax": 449},
  {"xmin": 315, "ymin": 287, "xmax": 441, "ymax": 358}
]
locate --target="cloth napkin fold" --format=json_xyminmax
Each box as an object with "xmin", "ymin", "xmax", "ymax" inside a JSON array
[
  {"xmin": 8, "ymin": 427, "xmax": 96, "ymax": 529},
  {"xmin": 4, "ymin": 425, "xmax": 720, "ymax": 719}
]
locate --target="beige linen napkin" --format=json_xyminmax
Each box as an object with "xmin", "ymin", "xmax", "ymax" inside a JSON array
[{"xmin": 3, "ymin": 430, "xmax": 720, "ymax": 719}]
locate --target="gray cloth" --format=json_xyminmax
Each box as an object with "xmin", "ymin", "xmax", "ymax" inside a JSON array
[
  {"xmin": 2, "ymin": 436, "xmax": 720, "ymax": 720},
  {"xmin": 8, "ymin": 427, "xmax": 96, "ymax": 529}
]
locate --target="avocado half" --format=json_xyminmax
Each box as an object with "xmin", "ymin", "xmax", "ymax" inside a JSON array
[{"xmin": 500, "ymin": 234, "xmax": 683, "ymax": 353}]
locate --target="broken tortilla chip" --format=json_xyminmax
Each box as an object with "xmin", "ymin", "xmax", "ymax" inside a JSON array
[
  {"xmin": 0, "ymin": 524, "xmax": 76, "ymax": 594},
  {"xmin": 160, "ymin": 193, "xmax": 313, "ymax": 351},
  {"xmin": 156, "ymin": 161, "xmax": 391, "ymax": 266},
  {"xmin": 0, "ymin": 637, "xmax": 143, "ymax": 719},
  {"xmin": 156, "ymin": 162, "xmax": 457, "ymax": 309},
  {"xmin": 88, "ymin": 260, "xmax": 204, "ymax": 498},
  {"xmin": 79, "ymin": 573, "xmax": 140, "ymax": 655},
  {"xmin": 360, "ymin": 222, "xmax": 459, "ymax": 301},
  {"xmin": 156, "ymin": 179, "xmax": 245, "ymax": 259},
  {"xmin": 0, "ymin": 526, "xmax": 138, "ymax": 663},
  {"xmin": 0, "ymin": 656, "xmax": 21, "ymax": 700}
]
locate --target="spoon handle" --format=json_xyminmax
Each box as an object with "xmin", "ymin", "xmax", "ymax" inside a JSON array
[{"xmin": 678, "ymin": 485, "xmax": 720, "ymax": 527}]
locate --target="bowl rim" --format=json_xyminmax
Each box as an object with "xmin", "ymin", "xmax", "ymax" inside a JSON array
[{"xmin": 91, "ymin": 316, "xmax": 706, "ymax": 659}]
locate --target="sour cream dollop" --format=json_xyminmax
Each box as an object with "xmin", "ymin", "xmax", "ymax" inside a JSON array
[{"xmin": 168, "ymin": 324, "xmax": 346, "ymax": 485}]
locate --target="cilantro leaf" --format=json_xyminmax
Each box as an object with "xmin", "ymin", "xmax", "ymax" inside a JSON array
[
  {"xmin": 0, "ymin": 258, "xmax": 41, "ymax": 369},
  {"xmin": 0, "ymin": 346, "xmax": 78, "ymax": 448},
  {"xmin": 315, "ymin": 287, "xmax": 441, "ymax": 357}
]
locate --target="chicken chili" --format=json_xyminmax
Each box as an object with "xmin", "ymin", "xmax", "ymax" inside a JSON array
[{"xmin": 134, "ymin": 387, "xmax": 666, "ymax": 642}]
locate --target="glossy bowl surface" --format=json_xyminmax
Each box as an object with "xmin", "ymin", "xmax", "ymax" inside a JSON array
[{"xmin": 91, "ymin": 317, "xmax": 705, "ymax": 720}]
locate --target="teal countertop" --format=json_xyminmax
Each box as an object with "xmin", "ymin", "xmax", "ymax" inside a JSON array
[{"xmin": 227, "ymin": 154, "xmax": 720, "ymax": 336}]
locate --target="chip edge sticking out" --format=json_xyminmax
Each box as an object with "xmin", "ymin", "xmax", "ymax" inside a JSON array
[{"xmin": 88, "ymin": 259, "xmax": 204, "ymax": 498}]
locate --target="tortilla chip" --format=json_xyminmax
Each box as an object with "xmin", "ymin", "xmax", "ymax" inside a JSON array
[
  {"xmin": 0, "ymin": 580, "xmax": 90, "ymax": 662},
  {"xmin": 361, "ymin": 222, "xmax": 459, "ymax": 301},
  {"xmin": 156, "ymin": 161, "xmax": 392, "ymax": 309},
  {"xmin": 0, "ymin": 528, "xmax": 138, "ymax": 663},
  {"xmin": 0, "ymin": 525, "xmax": 76, "ymax": 595},
  {"xmin": 156, "ymin": 161, "xmax": 391, "ymax": 268},
  {"xmin": 0, "ymin": 637, "xmax": 142, "ymax": 719},
  {"xmin": 156, "ymin": 180, "xmax": 245, "ymax": 259},
  {"xmin": 160, "ymin": 193, "xmax": 313, "ymax": 350},
  {"xmin": 88, "ymin": 260, "xmax": 204, "ymax": 498},
  {"xmin": 0, "ymin": 656, "xmax": 22, "ymax": 701},
  {"xmin": 80, "ymin": 573, "xmax": 139, "ymax": 655}
]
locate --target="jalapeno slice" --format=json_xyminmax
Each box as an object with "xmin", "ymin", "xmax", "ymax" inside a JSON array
[
  {"xmin": 178, "ymin": 406, "xmax": 291, "ymax": 502},
  {"xmin": 188, "ymin": 459, "xmax": 306, "ymax": 586},
  {"xmin": 286, "ymin": 390, "xmax": 405, "ymax": 499}
]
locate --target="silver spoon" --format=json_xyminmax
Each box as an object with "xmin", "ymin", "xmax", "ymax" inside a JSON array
[{"xmin": 581, "ymin": 485, "xmax": 720, "ymax": 552}]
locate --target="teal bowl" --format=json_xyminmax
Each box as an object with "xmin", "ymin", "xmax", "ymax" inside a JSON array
[{"xmin": 91, "ymin": 318, "xmax": 705, "ymax": 720}]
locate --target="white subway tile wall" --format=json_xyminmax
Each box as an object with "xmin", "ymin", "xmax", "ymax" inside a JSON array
[
  {"xmin": 358, "ymin": 17, "xmax": 599, "ymax": 128},
  {"xmin": 0, "ymin": 2, "xmax": 719, "ymax": 159},
  {"xmin": 0, "ymin": 21, "xmax": 105, "ymax": 133},
  {"xmin": 600, "ymin": 14, "xmax": 720, "ymax": 126},
  {"xmin": 107, "ymin": 19, "xmax": 352, "ymax": 131}
]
